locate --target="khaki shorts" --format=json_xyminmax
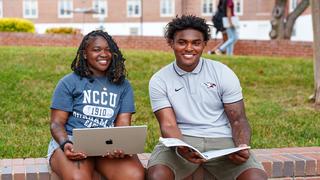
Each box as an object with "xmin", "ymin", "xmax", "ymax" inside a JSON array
[{"xmin": 147, "ymin": 135, "xmax": 265, "ymax": 180}]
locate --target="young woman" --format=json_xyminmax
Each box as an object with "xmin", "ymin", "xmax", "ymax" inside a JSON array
[
  {"xmin": 47, "ymin": 30, "xmax": 145, "ymax": 180},
  {"xmin": 215, "ymin": 0, "xmax": 239, "ymax": 56}
]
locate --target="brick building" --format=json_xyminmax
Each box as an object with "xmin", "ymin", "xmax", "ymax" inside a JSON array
[{"xmin": 0, "ymin": 0, "xmax": 313, "ymax": 41}]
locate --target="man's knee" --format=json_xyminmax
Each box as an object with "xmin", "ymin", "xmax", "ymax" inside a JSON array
[
  {"xmin": 237, "ymin": 168, "xmax": 268, "ymax": 180},
  {"xmin": 147, "ymin": 165, "xmax": 174, "ymax": 180},
  {"xmin": 121, "ymin": 165, "xmax": 145, "ymax": 180}
]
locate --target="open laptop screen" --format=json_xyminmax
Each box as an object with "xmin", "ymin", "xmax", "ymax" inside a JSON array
[{"xmin": 73, "ymin": 125, "xmax": 147, "ymax": 156}]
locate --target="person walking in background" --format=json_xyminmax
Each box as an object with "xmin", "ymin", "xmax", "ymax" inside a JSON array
[
  {"xmin": 215, "ymin": 0, "xmax": 239, "ymax": 56},
  {"xmin": 47, "ymin": 30, "xmax": 145, "ymax": 180},
  {"xmin": 208, "ymin": 0, "xmax": 228, "ymax": 55},
  {"xmin": 147, "ymin": 15, "xmax": 267, "ymax": 180}
]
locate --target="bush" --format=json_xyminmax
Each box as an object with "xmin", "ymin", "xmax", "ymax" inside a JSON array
[
  {"xmin": 0, "ymin": 18, "xmax": 35, "ymax": 33},
  {"xmin": 45, "ymin": 27, "xmax": 81, "ymax": 35}
]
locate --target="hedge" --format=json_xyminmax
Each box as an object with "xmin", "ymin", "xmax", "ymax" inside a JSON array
[
  {"xmin": 45, "ymin": 27, "xmax": 81, "ymax": 35},
  {"xmin": 0, "ymin": 18, "xmax": 35, "ymax": 33}
]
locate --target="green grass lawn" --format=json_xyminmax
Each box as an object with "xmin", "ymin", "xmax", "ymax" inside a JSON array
[{"xmin": 0, "ymin": 46, "xmax": 319, "ymax": 158}]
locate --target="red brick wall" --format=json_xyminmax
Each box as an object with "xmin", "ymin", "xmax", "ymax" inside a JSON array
[
  {"xmin": 234, "ymin": 40, "xmax": 314, "ymax": 58},
  {"xmin": 0, "ymin": 32, "xmax": 313, "ymax": 58},
  {"xmin": 1, "ymin": 147, "xmax": 320, "ymax": 180},
  {"xmin": 2, "ymin": 0, "xmax": 310, "ymax": 24}
]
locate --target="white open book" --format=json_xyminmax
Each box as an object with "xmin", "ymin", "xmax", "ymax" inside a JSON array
[
  {"xmin": 222, "ymin": 16, "xmax": 240, "ymax": 28},
  {"xmin": 160, "ymin": 137, "xmax": 250, "ymax": 160}
]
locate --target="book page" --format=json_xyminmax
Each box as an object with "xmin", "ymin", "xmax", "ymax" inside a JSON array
[
  {"xmin": 159, "ymin": 137, "xmax": 190, "ymax": 147},
  {"xmin": 202, "ymin": 146, "xmax": 250, "ymax": 160},
  {"xmin": 159, "ymin": 137, "xmax": 205, "ymax": 157},
  {"xmin": 159, "ymin": 137, "xmax": 250, "ymax": 160}
]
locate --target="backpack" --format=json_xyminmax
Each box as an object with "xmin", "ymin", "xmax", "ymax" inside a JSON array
[{"xmin": 212, "ymin": 0, "xmax": 227, "ymax": 34}]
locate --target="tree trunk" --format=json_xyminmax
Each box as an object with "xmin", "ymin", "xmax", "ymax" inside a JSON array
[
  {"xmin": 270, "ymin": 0, "xmax": 309, "ymax": 40},
  {"xmin": 270, "ymin": 0, "xmax": 287, "ymax": 39},
  {"xmin": 311, "ymin": 0, "xmax": 320, "ymax": 106}
]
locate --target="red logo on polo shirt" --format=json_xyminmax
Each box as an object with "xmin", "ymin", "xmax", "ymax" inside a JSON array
[{"xmin": 204, "ymin": 82, "xmax": 216, "ymax": 88}]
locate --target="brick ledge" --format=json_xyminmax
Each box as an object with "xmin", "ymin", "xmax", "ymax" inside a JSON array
[{"xmin": 1, "ymin": 147, "xmax": 320, "ymax": 180}]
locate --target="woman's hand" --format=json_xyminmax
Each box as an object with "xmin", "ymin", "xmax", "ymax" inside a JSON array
[
  {"xmin": 63, "ymin": 143, "xmax": 87, "ymax": 160},
  {"xmin": 177, "ymin": 146, "xmax": 206, "ymax": 164},
  {"xmin": 102, "ymin": 149, "xmax": 131, "ymax": 159}
]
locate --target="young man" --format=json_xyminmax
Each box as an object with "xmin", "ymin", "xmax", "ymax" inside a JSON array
[{"xmin": 147, "ymin": 15, "xmax": 267, "ymax": 180}]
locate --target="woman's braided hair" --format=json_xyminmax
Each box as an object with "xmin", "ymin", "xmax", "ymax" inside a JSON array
[{"xmin": 71, "ymin": 30, "xmax": 126, "ymax": 84}]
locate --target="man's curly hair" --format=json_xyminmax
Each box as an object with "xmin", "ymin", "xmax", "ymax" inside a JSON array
[
  {"xmin": 164, "ymin": 15, "xmax": 211, "ymax": 43},
  {"xmin": 71, "ymin": 30, "xmax": 126, "ymax": 84}
]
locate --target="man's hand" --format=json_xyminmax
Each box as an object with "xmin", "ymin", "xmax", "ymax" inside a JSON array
[
  {"xmin": 177, "ymin": 146, "xmax": 206, "ymax": 164},
  {"xmin": 228, "ymin": 144, "xmax": 250, "ymax": 164},
  {"xmin": 63, "ymin": 143, "xmax": 87, "ymax": 160}
]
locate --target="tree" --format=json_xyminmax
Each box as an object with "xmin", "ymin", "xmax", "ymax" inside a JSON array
[
  {"xmin": 269, "ymin": 0, "xmax": 309, "ymax": 40},
  {"xmin": 311, "ymin": 0, "xmax": 320, "ymax": 106}
]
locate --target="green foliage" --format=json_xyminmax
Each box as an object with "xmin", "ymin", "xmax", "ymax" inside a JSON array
[
  {"xmin": 45, "ymin": 27, "xmax": 81, "ymax": 35},
  {"xmin": 0, "ymin": 18, "xmax": 35, "ymax": 33},
  {"xmin": 0, "ymin": 47, "xmax": 319, "ymax": 158}
]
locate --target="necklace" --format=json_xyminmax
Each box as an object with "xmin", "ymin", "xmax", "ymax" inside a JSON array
[{"xmin": 95, "ymin": 77, "xmax": 107, "ymax": 91}]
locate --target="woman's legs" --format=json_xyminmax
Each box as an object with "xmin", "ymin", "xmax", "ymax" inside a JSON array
[
  {"xmin": 96, "ymin": 155, "xmax": 145, "ymax": 180},
  {"xmin": 219, "ymin": 27, "xmax": 238, "ymax": 55},
  {"xmin": 209, "ymin": 31, "xmax": 228, "ymax": 54},
  {"xmin": 50, "ymin": 149, "xmax": 95, "ymax": 180},
  {"xmin": 226, "ymin": 27, "xmax": 236, "ymax": 55}
]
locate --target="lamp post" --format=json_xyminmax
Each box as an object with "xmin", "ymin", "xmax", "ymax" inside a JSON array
[
  {"xmin": 140, "ymin": 0, "xmax": 143, "ymax": 36},
  {"xmin": 98, "ymin": 14, "xmax": 105, "ymax": 31},
  {"xmin": 67, "ymin": 8, "xmax": 99, "ymax": 34}
]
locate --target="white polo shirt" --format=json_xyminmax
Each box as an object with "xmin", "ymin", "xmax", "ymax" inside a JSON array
[{"xmin": 149, "ymin": 58, "xmax": 243, "ymax": 137}]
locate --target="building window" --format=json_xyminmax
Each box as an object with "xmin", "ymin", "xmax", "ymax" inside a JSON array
[
  {"xmin": 202, "ymin": 0, "xmax": 214, "ymax": 16},
  {"xmin": 234, "ymin": 0, "xmax": 243, "ymax": 16},
  {"xmin": 160, "ymin": 0, "xmax": 174, "ymax": 17},
  {"xmin": 23, "ymin": 0, "xmax": 38, "ymax": 18},
  {"xmin": 289, "ymin": 0, "xmax": 298, "ymax": 12},
  {"xmin": 93, "ymin": 0, "xmax": 107, "ymax": 18},
  {"xmin": 127, "ymin": 0, "xmax": 141, "ymax": 17},
  {"xmin": 58, "ymin": 0, "xmax": 73, "ymax": 18},
  {"xmin": 129, "ymin": 27, "xmax": 139, "ymax": 35},
  {"xmin": 0, "ymin": 0, "xmax": 3, "ymax": 18}
]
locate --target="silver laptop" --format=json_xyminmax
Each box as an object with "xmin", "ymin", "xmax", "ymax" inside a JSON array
[{"xmin": 73, "ymin": 125, "xmax": 147, "ymax": 156}]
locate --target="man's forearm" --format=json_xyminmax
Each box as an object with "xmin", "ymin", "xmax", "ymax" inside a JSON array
[
  {"xmin": 231, "ymin": 119, "xmax": 251, "ymax": 146},
  {"xmin": 224, "ymin": 101, "xmax": 251, "ymax": 146},
  {"xmin": 154, "ymin": 108, "xmax": 183, "ymax": 139},
  {"xmin": 160, "ymin": 124, "xmax": 183, "ymax": 138}
]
